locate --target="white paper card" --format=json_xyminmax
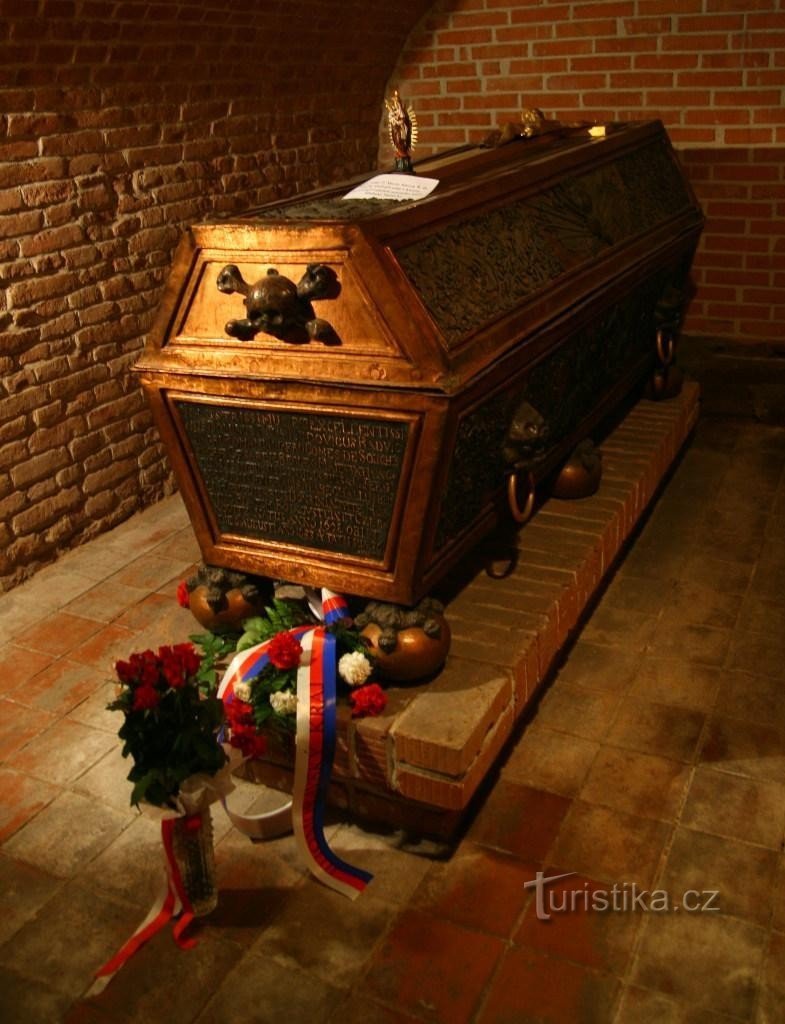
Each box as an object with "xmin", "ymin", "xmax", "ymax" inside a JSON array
[{"xmin": 342, "ymin": 174, "xmax": 439, "ymax": 202}]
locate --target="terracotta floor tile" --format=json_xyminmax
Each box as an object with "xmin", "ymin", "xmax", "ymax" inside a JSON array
[
  {"xmin": 629, "ymin": 657, "xmax": 721, "ymax": 709},
  {"xmin": 325, "ymin": 993, "xmax": 423, "ymax": 1024},
  {"xmin": 151, "ymin": 527, "xmax": 201, "ymax": 561},
  {"xmin": 251, "ymin": 883, "xmax": 396, "ymax": 988},
  {"xmin": 0, "ymin": 768, "xmax": 61, "ymax": 843},
  {"xmin": 617, "ymin": 540, "xmax": 684, "ymax": 583},
  {"xmin": 0, "ymin": 644, "xmax": 54, "ymax": 696},
  {"xmin": 533, "ymin": 681, "xmax": 621, "ymax": 742},
  {"xmin": 10, "ymin": 658, "xmax": 106, "ymax": 718},
  {"xmin": 67, "ymin": 680, "xmax": 119, "ymax": 734},
  {"xmin": 70, "ymin": 742, "xmax": 136, "ymax": 810},
  {"xmin": 65, "ymin": 580, "xmax": 150, "ymax": 623},
  {"xmin": 514, "ymin": 869, "xmax": 642, "ymax": 975},
  {"xmin": 500, "ymin": 725, "xmax": 599, "ymax": 797},
  {"xmin": 476, "ymin": 944, "xmax": 620, "ymax": 1024},
  {"xmin": 578, "ymin": 747, "xmax": 691, "ymax": 823},
  {"xmin": 66, "ymin": 623, "xmax": 139, "ymax": 673},
  {"xmin": 727, "ymin": 629, "xmax": 785, "ymax": 681},
  {"xmin": 206, "ymin": 829, "xmax": 304, "ymax": 947},
  {"xmin": 581, "ymin": 605, "xmax": 660, "ymax": 652},
  {"xmin": 647, "ymin": 623, "xmax": 732, "ymax": 668},
  {"xmin": 0, "ymin": 966, "xmax": 74, "ymax": 1024},
  {"xmin": 549, "ymin": 801, "xmax": 671, "ymax": 888},
  {"xmin": 597, "ymin": 574, "xmax": 671, "ymax": 616},
  {"xmin": 0, "ymin": 880, "xmax": 138, "ymax": 1001},
  {"xmin": 113, "ymin": 592, "xmax": 188, "ymax": 632},
  {"xmin": 659, "ymin": 826, "xmax": 778, "ymax": 929},
  {"xmin": 691, "ymin": 416, "xmax": 744, "ymax": 454},
  {"xmin": 0, "ymin": 591, "xmax": 51, "ymax": 642},
  {"xmin": 0, "ymin": 699, "xmax": 57, "ymax": 760},
  {"xmin": 658, "ymin": 579, "xmax": 742, "ymax": 631},
  {"xmin": 466, "ymin": 779, "xmax": 571, "ymax": 862},
  {"xmin": 614, "ymin": 984, "xmax": 745, "ymax": 1022},
  {"xmin": 749, "ymin": 560, "xmax": 785, "ymax": 607},
  {"xmin": 692, "ymin": 522, "xmax": 766, "ymax": 567},
  {"xmin": 713, "ymin": 669, "xmax": 785, "ymax": 732},
  {"xmin": 363, "ymin": 908, "xmax": 504, "ymax": 1024},
  {"xmin": 410, "ymin": 841, "xmax": 537, "ymax": 938},
  {"xmin": 7, "ymin": 718, "xmax": 117, "ymax": 787},
  {"xmin": 771, "ymin": 858, "xmax": 785, "ymax": 933},
  {"xmin": 74, "ymin": 812, "xmax": 165, "ymax": 910},
  {"xmin": 605, "ymin": 697, "xmax": 706, "ymax": 762},
  {"xmin": 631, "ymin": 911, "xmax": 767, "ymax": 1019},
  {"xmin": 16, "ymin": 612, "xmax": 104, "ymax": 657},
  {"xmin": 734, "ymin": 593, "xmax": 785, "ymax": 637},
  {"xmin": 329, "ymin": 822, "xmax": 436, "ymax": 906},
  {"xmin": 15, "ymin": 565, "xmax": 99, "ymax": 611},
  {"xmin": 0, "ymin": 853, "xmax": 62, "ymax": 947},
  {"xmin": 698, "ymin": 713, "xmax": 785, "ymax": 785},
  {"xmin": 62, "ymin": 1001, "xmax": 118, "ymax": 1024},
  {"xmin": 551, "ymin": 641, "xmax": 642, "ymax": 694},
  {"xmin": 680, "ymin": 767, "xmax": 785, "ymax": 850},
  {"xmin": 758, "ymin": 931, "xmax": 785, "ymax": 1024},
  {"xmin": 88, "ymin": 926, "xmax": 243, "ymax": 1024},
  {"xmin": 679, "ymin": 553, "xmax": 754, "ymax": 596},
  {"xmin": 2, "ymin": 790, "xmax": 131, "ymax": 877},
  {"xmin": 193, "ymin": 954, "xmax": 343, "ymax": 1024},
  {"xmin": 108, "ymin": 553, "xmax": 196, "ymax": 594}
]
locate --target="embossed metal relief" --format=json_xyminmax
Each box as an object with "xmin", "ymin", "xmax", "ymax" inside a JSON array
[
  {"xmin": 175, "ymin": 402, "xmax": 409, "ymax": 561},
  {"xmin": 249, "ymin": 197, "xmax": 402, "ymax": 222},
  {"xmin": 216, "ymin": 264, "xmax": 338, "ymax": 343},
  {"xmin": 396, "ymin": 140, "xmax": 691, "ymax": 348},
  {"xmin": 433, "ymin": 273, "xmax": 677, "ymax": 551}
]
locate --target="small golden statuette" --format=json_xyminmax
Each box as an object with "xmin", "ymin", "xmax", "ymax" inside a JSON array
[{"xmin": 385, "ymin": 88, "xmax": 418, "ymax": 174}]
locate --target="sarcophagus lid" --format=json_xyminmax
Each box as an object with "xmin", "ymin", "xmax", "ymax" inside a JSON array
[{"xmin": 137, "ymin": 119, "xmax": 703, "ymax": 604}]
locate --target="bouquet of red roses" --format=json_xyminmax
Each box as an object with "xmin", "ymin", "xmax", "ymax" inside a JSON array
[{"xmin": 109, "ymin": 643, "xmax": 227, "ymax": 808}]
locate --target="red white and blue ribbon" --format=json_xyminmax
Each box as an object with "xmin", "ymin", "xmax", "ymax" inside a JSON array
[
  {"xmin": 218, "ymin": 588, "xmax": 372, "ymax": 899},
  {"xmin": 90, "ymin": 814, "xmax": 201, "ymax": 994}
]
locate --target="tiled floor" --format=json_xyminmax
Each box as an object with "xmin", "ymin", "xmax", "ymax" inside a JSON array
[{"xmin": 1, "ymin": 413, "xmax": 785, "ymax": 1023}]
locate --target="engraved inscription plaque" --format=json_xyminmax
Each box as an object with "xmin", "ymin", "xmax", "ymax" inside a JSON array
[{"xmin": 175, "ymin": 401, "xmax": 409, "ymax": 561}]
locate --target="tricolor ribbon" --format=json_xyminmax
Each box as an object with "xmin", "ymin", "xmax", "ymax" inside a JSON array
[
  {"xmin": 89, "ymin": 815, "xmax": 201, "ymax": 995},
  {"xmin": 218, "ymin": 588, "xmax": 372, "ymax": 899}
]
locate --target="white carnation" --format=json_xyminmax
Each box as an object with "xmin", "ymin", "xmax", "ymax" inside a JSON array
[
  {"xmin": 234, "ymin": 681, "xmax": 252, "ymax": 703},
  {"xmin": 270, "ymin": 690, "xmax": 298, "ymax": 715},
  {"xmin": 338, "ymin": 651, "xmax": 372, "ymax": 687}
]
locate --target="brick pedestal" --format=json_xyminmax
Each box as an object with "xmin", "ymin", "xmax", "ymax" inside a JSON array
[{"xmin": 247, "ymin": 382, "xmax": 701, "ymax": 838}]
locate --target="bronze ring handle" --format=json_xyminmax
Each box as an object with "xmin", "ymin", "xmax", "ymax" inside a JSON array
[
  {"xmin": 656, "ymin": 328, "xmax": 674, "ymax": 367},
  {"xmin": 507, "ymin": 469, "xmax": 536, "ymax": 524}
]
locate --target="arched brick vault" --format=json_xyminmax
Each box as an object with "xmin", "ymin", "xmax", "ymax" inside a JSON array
[{"xmin": 0, "ymin": 0, "xmax": 434, "ymax": 590}]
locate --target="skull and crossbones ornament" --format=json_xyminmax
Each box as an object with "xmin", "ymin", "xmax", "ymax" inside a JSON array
[{"xmin": 216, "ymin": 263, "xmax": 338, "ymax": 343}]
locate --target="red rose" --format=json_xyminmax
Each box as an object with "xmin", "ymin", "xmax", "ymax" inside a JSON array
[
  {"xmin": 173, "ymin": 642, "xmax": 201, "ymax": 678},
  {"xmin": 230, "ymin": 725, "xmax": 268, "ymax": 760},
  {"xmin": 115, "ymin": 658, "xmax": 135, "ymax": 685},
  {"xmin": 176, "ymin": 580, "xmax": 190, "ymax": 608},
  {"xmin": 268, "ymin": 631, "xmax": 303, "ymax": 671},
  {"xmin": 226, "ymin": 697, "xmax": 267, "ymax": 759},
  {"xmin": 132, "ymin": 684, "xmax": 160, "ymax": 711},
  {"xmin": 160, "ymin": 650, "xmax": 186, "ymax": 688},
  {"xmin": 350, "ymin": 683, "xmax": 387, "ymax": 718},
  {"xmin": 133, "ymin": 650, "xmax": 160, "ymax": 688}
]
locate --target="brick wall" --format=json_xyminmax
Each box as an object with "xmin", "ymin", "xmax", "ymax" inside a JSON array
[
  {"xmin": 0, "ymin": 0, "xmax": 431, "ymax": 591},
  {"xmin": 385, "ymin": 0, "xmax": 785, "ymax": 343}
]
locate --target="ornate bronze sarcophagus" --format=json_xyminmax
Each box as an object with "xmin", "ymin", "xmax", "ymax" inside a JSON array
[{"xmin": 137, "ymin": 120, "xmax": 703, "ymax": 605}]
